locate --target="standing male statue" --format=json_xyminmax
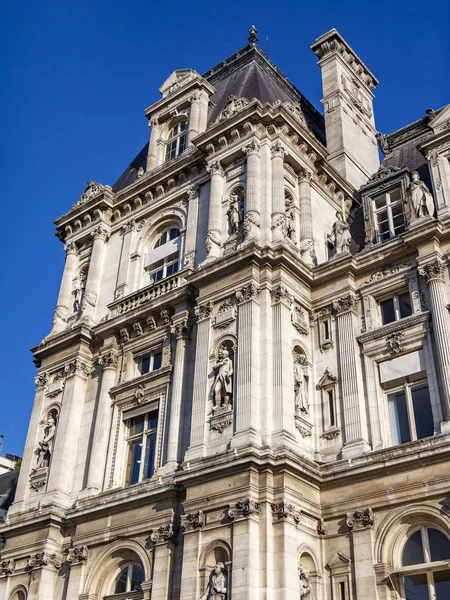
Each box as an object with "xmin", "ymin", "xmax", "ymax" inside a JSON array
[
  {"xmin": 227, "ymin": 192, "xmax": 244, "ymax": 235},
  {"xmin": 36, "ymin": 413, "xmax": 57, "ymax": 468},
  {"xmin": 199, "ymin": 563, "xmax": 227, "ymax": 600},
  {"xmin": 294, "ymin": 353, "xmax": 308, "ymax": 414},
  {"xmin": 212, "ymin": 347, "xmax": 233, "ymax": 408}
]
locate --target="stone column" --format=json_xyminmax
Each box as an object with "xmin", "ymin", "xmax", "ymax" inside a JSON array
[
  {"xmin": 164, "ymin": 318, "xmax": 190, "ymax": 470},
  {"xmin": 271, "ymin": 285, "xmax": 296, "ymax": 447},
  {"xmin": 114, "ymin": 220, "xmax": 135, "ymax": 299},
  {"xmin": 243, "ymin": 140, "xmax": 261, "ymax": 242},
  {"xmin": 271, "ymin": 141, "xmax": 287, "ymax": 243},
  {"xmin": 188, "ymin": 93, "xmax": 201, "ymax": 142},
  {"xmin": 51, "ymin": 242, "xmax": 79, "ymax": 333},
  {"xmin": 84, "ymin": 349, "xmax": 119, "ymax": 493},
  {"xmin": 205, "ymin": 161, "xmax": 224, "ymax": 260},
  {"xmin": 333, "ymin": 294, "xmax": 370, "ymax": 457},
  {"xmin": 45, "ymin": 358, "xmax": 91, "ymax": 506},
  {"xmin": 298, "ymin": 169, "xmax": 315, "ymax": 266},
  {"xmin": 147, "ymin": 115, "xmax": 161, "ymax": 171},
  {"xmin": 82, "ymin": 226, "xmax": 109, "ymax": 321},
  {"xmin": 185, "ymin": 303, "xmax": 213, "ymax": 460},
  {"xmin": 346, "ymin": 508, "xmax": 377, "ymax": 599},
  {"xmin": 149, "ymin": 525, "xmax": 175, "ymax": 600},
  {"xmin": 419, "ymin": 259, "xmax": 450, "ymax": 421},
  {"xmin": 183, "ymin": 185, "xmax": 199, "ymax": 270},
  {"xmin": 232, "ymin": 283, "xmax": 261, "ymax": 449}
]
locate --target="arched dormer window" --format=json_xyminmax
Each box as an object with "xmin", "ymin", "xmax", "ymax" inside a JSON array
[
  {"xmin": 107, "ymin": 563, "xmax": 145, "ymax": 598},
  {"xmin": 165, "ymin": 120, "xmax": 187, "ymax": 161},
  {"xmin": 399, "ymin": 526, "xmax": 450, "ymax": 599},
  {"xmin": 144, "ymin": 227, "xmax": 181, "ymax": 284}
]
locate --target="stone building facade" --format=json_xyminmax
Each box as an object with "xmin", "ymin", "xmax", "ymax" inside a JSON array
[{"xmin": 1, "ymin": 27, "xmax": 450, "ymax": 600}]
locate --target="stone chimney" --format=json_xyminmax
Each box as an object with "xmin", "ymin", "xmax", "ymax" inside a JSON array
[{"xmin": 311, "ymin": 29, "xmax": 380, "ymax": 188}]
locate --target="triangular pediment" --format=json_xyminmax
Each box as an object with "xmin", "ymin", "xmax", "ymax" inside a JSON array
[
  {"xmin": 159, "ymin": 69, "xmax": 199, "ymax": 97},
  {"xmin": 317, "ymin": 368, "xmax": 338, "ymax": 388},
  {"xmin": 327, "ymin": 551, "xmax": 351, "ymax": 568},
  {"xmin": 428, "ymin": 104, "xmax": 450, "ymax": 133}
]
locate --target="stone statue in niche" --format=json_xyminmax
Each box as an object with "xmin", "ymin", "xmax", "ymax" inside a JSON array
[
  {"xmin": 294, "ymin": 354, "xmax": 309, "ymax": 414},
  {"xmin": 299, "ymin": 566, "xmax": 312, "ymax": 598},
  {"xmin": 35, "ymin": 412, "xmax": 57, "ymax": 469},
  {"xmin": 327, "ymin": 211, "xmax": 351, "ymax": 254},
  {"xmin": 199, "ymin": 563, "xmax": 227, "ymax": 600},
  {"xmin": 227, "ymin": 192, "xmax": 244, "ymax": 235},
  {"xmin": 72, "ymin": 279, "xmax": 82, "ymax": 313},
  {"xmin": 212, "ymin": 346, "xmax": 233, "ymax": 408},
  {"xmin": 410, "ymin": 171, "xmax": 435, "ymax": 219},
  {"xmin": 285, "ymin": 195, "xmax": 296, "ymax": 242}
]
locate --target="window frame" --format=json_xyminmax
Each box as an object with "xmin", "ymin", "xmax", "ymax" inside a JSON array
[
  {"xmin": 165, "ymin": 120, "xmax": 188, "ymax": 161},
  {"xmin": 372, "ymin": 186, "xmax": 406, "ymax": 242},
  {"xmin": 145, "ymin": 227, "xmax": 181, "ymax": 285},
  {"xmin": 136, "ymin": 349, "xmax": 163, "ymax": 377},
  {"xmin": 379, "ymin": 291, "xmax": 413, "ymax": 326},
  {"xmin": 125, "ymin": 410, "xmax": 159, "ymax": 486},
  {"xmin": 386, "ymin": 379, "xmax": 434, "ymax": 446}
]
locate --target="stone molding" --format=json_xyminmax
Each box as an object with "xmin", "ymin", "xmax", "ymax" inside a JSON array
[
  {"xmin": 0, "ymin": 559, "xmax": 15, "ymax": 575},
  {"xmin": 317, "ymin": 368, "xmax": 338, "ymax": 388},
  {"xmin": 29, "ymin": 466, "xmax": 48, "ymax": 492},
  {"xmin": 333, "ymin": 294, "xmax": 357, "ymax": 316},
  {"xmin": 66, "ymin": 545, "xmax": 89, "ymax": 565},
  {"xmin": 321, "ymin": 427, "xmax": 340, "ymax": 441},
  {"xmin": 27, "ymin": 551, "xmax": 62, "ymax": 570},
  {"xmin": 357, "ymin": 312, "xmax": 429, "ymax": 346},
  {"xmin": 98, "ymin": 350, "xmax": 119, "ymax": 369},
  {"xmin": 209, "ymin": 405, "xmax": 233, "ymax": 433},
  {"xmin": 228, "ymin": 498, "xmax": 260, "ymax": 519},
  {"xmin": 419, "ymin": 259, "xmax": 446, "ymax": 284},
  {"xmin": 270, "ymin": 285, "xmax": 294, "ymax": 307},
  {"xmin": 150, "ymin": 524, "xmax": 175, "ymax": 544},
  {"xmin": 181, "ymin": 511, "xmax": 204, "ymax": 531},
  {"xmin": 346, "ymin": 508, "xmax": 374, "ymax": 530},
  {"xmin": 235, "ymin": 283, "xmax": 260, "ymax": 304}
]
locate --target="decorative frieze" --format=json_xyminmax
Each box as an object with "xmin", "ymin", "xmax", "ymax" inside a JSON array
[
  {"xmin": 181, "ymin": 511, "xmax": 204, "ymax": 531},
  {"xmin": 235, "ymin": 283, "xmax": 260, "ymax": 304},
  {"xmin": 0, "ymin": 559, "xmax": 15, "ymax": 575},
  {"xmin": 346, "ymin": 508, "xmax": 374, "ymax": 530},
  {"xmin": 66, "ymin": 545, "xmax": 88, "ymax": 564},
  {"xmin": 27, "ymin": 552, "xmax": 62, "ymax": 570},
  {"xmin": 150, "ymin": 524, "xmax": 175, "ymax": 544},
  {"xmin": 228, "ymin": 498, "xmax": 260, "ymax": 519}
]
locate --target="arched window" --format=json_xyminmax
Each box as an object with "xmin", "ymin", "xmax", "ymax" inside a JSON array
[
  {"xmin": 109, "ymin": 563, "xmax": 144, "ymax": 598},
  {"xmin": 400, "ymin": 527, "xmax": 450, "ymax": 599},
  {"xmin": 165, "ymin": 121, "xmax": 187, "ymax": 161},
  {"xmin": 144, "ymin": 227, "xmax": 181, "ymax": 284},
  {"xmin": 10, "ymin": 591, "xmax": 27, "ymax": 600}
]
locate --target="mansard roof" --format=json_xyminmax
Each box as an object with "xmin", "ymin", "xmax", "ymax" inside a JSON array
[{"xmin": 112, "ymin": 39, "xmax": 325, "ymax": 193}]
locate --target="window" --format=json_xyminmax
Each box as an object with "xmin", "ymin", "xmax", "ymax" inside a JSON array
[
  {"xmin": 380, "ymin": 292, "xmax": 412, "ymax": 325},
  {"xmin": 165, "ymin": 121, "xmax": 187, "ymax": 161},
  {"xmin": 400, "ymin": 527, "xmax": 450, "ymax": 600},
  {"xmin": 113, "ymin": 564, "xmax": 145, "ymax": 595},
  {"xmin": 327, "ymin": 389, "xmax": 336, "ymax": 427},
  {"xmin": 388, "ymin": 383, "xmax": 434, "ymax": 445},
  {"xmin": 145, "ymin": 228, "xmax": 181, "ymax": 284},
  {"xmin": 372, "ymin": 187, "xmax": 406, "ymax": 242},
  {"xmin": 137, "ymin": 350, "xmax": 162, "ymax": 376},
  {"xmin": 126, "ymin": 411, "xmax": 159, "ymax": 485},
  {"xmin": 319, "ymin": 317, "xmax": 333, "ymax": 351}
]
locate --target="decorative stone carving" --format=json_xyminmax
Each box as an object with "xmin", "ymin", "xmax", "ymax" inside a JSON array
[
  {"xmin": 66, "ymin": 545, "xmax": 88, "ymax": 564},
  {"xmin": 206, "ymin": 160, "xmax": 224, "ymax": 176},
  {"xmin": 366, "ymin": 263, "xmax": 411, "ymax": 283},
  {"xmin": 160, "ymin": 309, "xmax": 173, "ymax": 326},
  {"xmin": 243, "ymin": 139, "xmax": 260, "ymax": 156},
  {"xmin": 34, "ymin": 373, "xmax": 48, "ymax": 389},
  {"xmin": 270, "ymin": 285, "xmax": 293, "ymax": 307},
  {"xmin": 212, "ymin": 346, "xmax": 233, "ymax": 408},
  {"xmin": 181, "ymin": 511, "xmax": 204, "ymax": 530},
  {"xmin": 291, "ymin": 307, "xmax": 309, "ymax": 335},
  {"xmin": 283, "ymin": 101, "xmax": 305, "ymax": 122},
  {"xmin": 296, "ymin": 422, "xmax": 312, "ymax": 438},
  {"xmin": 333, "ymin": 294, "xmax": 357, "ymax": 315},
  {"xmin": 213, "ymin": 300, "xmax": 236, "ymax": 329},
  {"xmin": 214, "ymin": 95, "xmax": 249, "ymax": 123},
  {"xmin": 271, "ymin": 502, "xmax": 301, "ymax": 523},
  {"xmin": 146, "ymin": 315, "xmax": 157, "ymax": 330},
  {"xmin": 271, "ymin": 141, "xmax": 287, "ymax": 158},
  {"xmin": 29, "ymin": 467, "xmax": 48, "ymax": 492},
  {"xmin": 209, "ymin": 406, "xmax": 233, "ymax": 433},
  {"xmin": 119, "ymin": 327, "xmax": 130, "ymax": 344},
  {"xmin": 45, "ymin": 374, "xmax": 65, "ymax": 398},
  {"xmin": 419, "ymin": 259, "xmax": 446, "ymax": 284},
  {"xmin": 205, "ymin": 229, "xmax": 222, "ymax": 253},
  {"xmin": 34, "ymin": 411, "xmax": 58, "ymax": 469},
  {"xmin": 410, "ymin": 171, "xmax": 435, "ymax": 219},
  {"xmin": 386, "ymin": 331, "xmax": 404, "ymax": 355},
  {"xmin": 171, "ymin": 319, "xmax": 191, "ymax": 339},
  {"xmin": 27, "ymin": 552, "xmax": 62, "ymax": 570},
  {"xmin": 271, "ymin": 211, "xmax": 287, "ymax": 236},
  {"xmin": 243, "ymin": 209, "xmax": 260, "ymax": 234},
  {"xmin": 346, "ymin": 508, "xmax": 374, "ymax": 530},
  {"xmin": 236, "ymin": 283, "xmax": 260, "ymax": 304},
  {"xmin": 317, "ymin": 368, "xmax": 338, "ymax": 389},
  {"xmin": 133, "ymin": 321, "xmax": 143, "ymax": 337},
  {"xmin": 322, "ymin": 429, "xmax": 340, "ymax": 440},
  {"xmin": 122, "ymin": 219, "xmax": 136, "ymax": 234},
  {"xmin": 317, "ymin": 519, "xmax": 327, "ymax": 535},
  {"xmin": 150, "ymin": 524, "xmax": 174, "ymax": 543},
  {"xmin": 98, "ymin": 350, "xmax": 119, "ymax": 369},
  {"xmin": 294, "ymin": 354, "xmax": 309, "ymax": 415},
  {"xmin": 328, "ymin": 211, "xmax": 351, "ymax": 254},
  {"xmin": 368, "ymin": 165, "xmax": 401, "ymax": 182},
  {"xmin": 299, "ymin": 565, "xmax": 312, "ymax": 598},
  {"xmin": 184, "ymin": 251, "xmax": 195, "ymax": 270},
  {"xmin": 65, "ymin": 359, "xmax": 91, "ymax": 378},
  {"xmin": 0, "ymin": 559, "xmax": 15, "ymax": 575},
  {"xmin": 228, "ymin": 498, "xmax": 260, "ymax": 519},
  {"xmin": 195, "ymin": 302, "xmax": 213, "ymax": 321},
  {"xmin": 134, "ymin": 384, "xmax": 145, "ymax": 405},
  {"xmin": 64, "ymin": 241, "xmax": 79, "ymax": 256},
  {"xmin": 285, "ymin": 195, "xmax": 296, "ymax": 242},
  {"xmin": 227, "ymin": 192, "xmax": 244, "ymax": 235},
  {"xmin": 199, "ymin": 563, "xmax": 227, "ymax": 600},
  {"xmin": 91, "ymin": 225, "xmax": 110, "ymax": 242},
  {"xmin": 76, "ymin": 181, "xmax": 104, "ymax": 206}
]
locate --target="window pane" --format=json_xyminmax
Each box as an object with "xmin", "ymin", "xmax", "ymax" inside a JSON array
[
  {"xmin": 169, "ymin": 228, "xmax": 180, "ymax": 240},
  {"xmin": 381, "ymin": 299, "xmax": 396, "ymax": 324},
  {"xmin": 148, "ymin": 410, "xmax": 158, "ymax": 430},
  {"xmin": 129, "ymin": 415, "xmax": 145, "ymax": 436},
  {"xmin": 434, "ymin": 569, "xmax": 450, "ymax": 600},
  {"xmin": 398, "ymin": 293, "xmax": 412, "ymax": 319},
  {"xmin": 411, "ymin": 385, "xmax": 434, "ymax": 440},
  {"xmin": 404, "ymin": 574, "xmax": 429, "ymax": 600},
  {"xmin": 391, "ymin": 203, "xmax": 404, "ymax": 216},
  {"xmin": 374, "ymin": 195, "xmax": 387, "ymax": 210},
  {"xmin": 389, "ymin": 390, "xmax": 411, "ymax": 445},
  {"xmin": 389, "ymin": 188, "xmax": 402, "ymax": 202},
  {"xmin": 153, "ymin": 269, "xmax": 164, "ymax": 282},
  {"xmin": 328, "ymin": 391, "xmax": 335, "ymax": 426},
  {"xmin": 152, "ymin": 352, "xmax": 162, "ymax": 371},
  {"xmin": 115, "ymin": 567, "xmax": 129, "ymax": 593},
  {"xmin": 323, "ymin": 320, "xmax": 330, "ymax": 340},
  {"xmin": 143, "ymin": 432, "xmax": 157, "ymax": 480},
  {"xmin": 179, "ymin": 134, "xmax": 187, "ymax": 153},
  {"xmin": 402, "ymin": 530, "xmax": 425, "ymax": 566},
  {"xmin": 428, "ymin": 529, "xmax": 450, "ymax": 561},
  {"xmin": 131, "ymin": 565, "xmax": 145, "ymax": 591},
  {"xmin": 140, "ymin": 356, "xmax": 150, "ymax": 375},
  {"xmin": 128, "ymin": 440, "xmax": 142, "ymax": 485}
]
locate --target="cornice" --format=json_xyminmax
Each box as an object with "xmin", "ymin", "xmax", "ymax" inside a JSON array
[
  {"xmin": 32, "ymin": 325, "xmax": 94, "ymax": 362},
  {"xmin": 143, "ymin": 76, "xmax": 216, "ymax": 120},
  {"xmin": 357, "ymin": 311, "xmax": 429, "ymax": 345}
]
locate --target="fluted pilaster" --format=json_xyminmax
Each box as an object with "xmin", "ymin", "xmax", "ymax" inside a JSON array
[
  {"xmin": 51, "ymin": 242, "xmax": 79, "ymax": 333},
  {"xmin": 271, "ymin": 142, "xmax": 287, "ymax": 243},
  {"xmin": 205, "ymin": 161, "xmax": 224, "ymax": 259},
  {"xmin": 243, "ymin": 140, "xmax": 261, "ymax": 241},
  {"xmin": 147, "ymin": 115, "xmax": 161, "ymax": 171},
  {"xmin": 298, "ymin": 169, "xmax": 315, "ymax": 266},
  {"xmin": 82, "ymin": 226, "xmax": 109, "ymax": 321}
]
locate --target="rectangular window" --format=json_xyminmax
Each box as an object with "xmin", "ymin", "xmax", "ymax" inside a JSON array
[
  {"xmin": 373, "ymin": 187, "xmax": 406, "ymax": 242},
  {"xmin": 138, "ymin": 351, "xmax": 162, "ymax": 375},
  {"xmin": 388, "ymin": 383, "xmax": 434, "ymax": 446},
  {"xmin": 328, "ymin": 390, "xmax": 336, "ymax": 427},
  {"xmin": 339, "ymin": 581, "xmax": 346, "ymax": 600},
  {"xmin": 126, "ymin": 410, "xmax": 159, "ymax": 485},
  {"xmin": 380, "ymin": 292, "xmax": 412, "ymax": 325}
]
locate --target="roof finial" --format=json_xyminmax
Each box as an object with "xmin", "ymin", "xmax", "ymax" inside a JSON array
[{"xmin": 248, "ymin": 25, "xmax": 258, "ymax": 47}]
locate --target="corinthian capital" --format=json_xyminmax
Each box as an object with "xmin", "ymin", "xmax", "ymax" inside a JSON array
[
  {"xmin": 333, "ymin": 294, "xmax": 357, "ymax": 316},
  {"xmin": 419, "ymin": 259, "xmax": 446, "ymax": 284},
  {"xmin": 236, "ymin": 282, "xmax": 260, "ymax": 304},
  {"xmin": 91, "ymin": 226, "xmax": 110, "ymax": 242},
  {"xmin": 270, "ymin": 285, "xmax": 294, "ymax": 307},
  {"xmin": 98, "ymin": 350, "xmax": 119, "ymax": 369},
  {"xmin": 206, "ymin": 160, "xmax": 224, "ymax": 176},
  {"xmin": 64, "ymin": 241, "xmax": 79, "ymax": 256},
  {"xmin": 271, "ymin": 141, "xmax": 287, "ymax": 158},
  {"xmin": 186, "ymin": 185, "xmax": 199, "ymax": 201},
  {"xmin": 122, "ymin": 219, "xmax": 136, "ymax": 234},
  {"xmin": 171, "ymin": 319, "xmax": 191, "ymax": 339},
  {"xmin": 298, "ymin": 168, "xmax": 313, "ymax": 183},
  {"xmin": 243, "ymin": 139, "xmax": 261, "ymax": 156}
]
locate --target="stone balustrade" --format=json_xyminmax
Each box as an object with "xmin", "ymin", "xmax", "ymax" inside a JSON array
[{"xmin": 109, "ymin": 274, "xmax": 185, "ymax": 317}]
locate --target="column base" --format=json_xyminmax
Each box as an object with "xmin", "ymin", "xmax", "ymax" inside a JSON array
[
  {"xmin": 341, "ymin": 438, "xmax": 371, "ymax": 459},
  {"xmin": 230, "ymin": 428, "xmax": 261, "ymax": 450}
]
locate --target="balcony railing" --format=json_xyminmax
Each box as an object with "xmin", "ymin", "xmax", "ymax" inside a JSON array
[{"xmin": 109, "ymin": 274, "xmax": 185, "ymax": 317}]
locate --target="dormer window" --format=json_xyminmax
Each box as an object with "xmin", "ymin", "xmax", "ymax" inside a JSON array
[
  {"xmin": 166, "ymin": 121, "xmax": 187, "ymax": 161},
  {"xmin": 372, "ymin": 187, "xmax": 406, "ymax": 242}
]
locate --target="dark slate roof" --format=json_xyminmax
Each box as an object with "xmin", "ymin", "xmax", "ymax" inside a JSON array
[
  {"xmin": 0, "ymin": 469, "xmax": 19, "ymax": 520},
  {"xmin": 112, "ymin": 44, "xmax": 325, "ymax": 193}
]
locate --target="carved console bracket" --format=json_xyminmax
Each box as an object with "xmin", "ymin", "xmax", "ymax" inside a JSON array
[
  {"xmin": 29, "ymin": 466, "xmax": 49, "ymax": 492},
  {"xmin": 228, "ymin": 498, "xmax": 260, "ymax": 519},
  {"xmin": 209, "ymin": 405, "xmax": 233, "ymax": 433},
  {"xmin": 346, "ymin": 508, "xmax": 374, "ymax": 531},
  {"xmin": 181, "ymin": 511, "xmax": 204, "ymax": 531}
]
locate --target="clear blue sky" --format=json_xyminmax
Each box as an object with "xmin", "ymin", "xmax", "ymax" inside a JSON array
[{"xmin": 1, "ymin": 0, "xmax": 449, "ymax": 458}]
